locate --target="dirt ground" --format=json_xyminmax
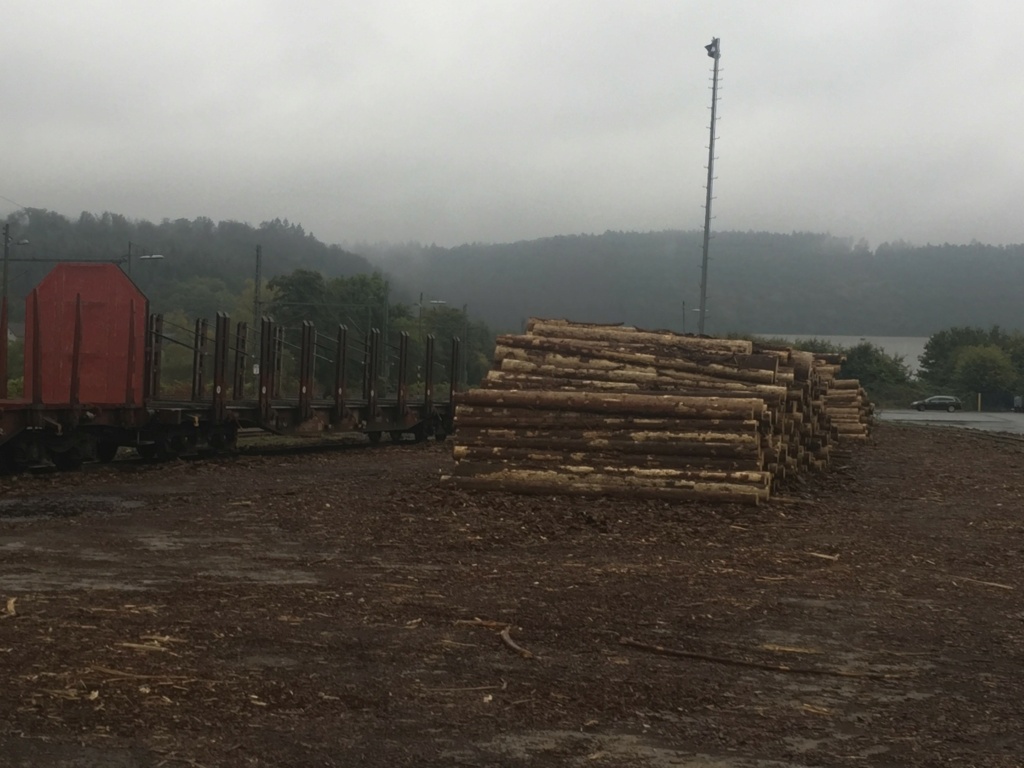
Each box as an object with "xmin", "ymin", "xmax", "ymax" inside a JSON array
[{"xmin": 1, "ymin": 422, "xmax": 1023, "ymax": 767}]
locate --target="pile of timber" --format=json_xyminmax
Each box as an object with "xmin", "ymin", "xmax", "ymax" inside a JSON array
[
  {"xmin": 446, "ymin": 319, "xmax": 873, "ymax": 505},
  {"xmin": 822, "ymin": 379, "xmax": 874, "ymax": 440},
  {"xmin": 804, "ymin": 352, "xmax": 875, "ymax": 440}
]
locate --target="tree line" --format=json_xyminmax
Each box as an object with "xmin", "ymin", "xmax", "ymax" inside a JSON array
[
  {"xmin": 6, "ymin": 207, "xmax": 1024, "ymax": 407},
  {"xmin": 360, "ymin": 232, "xmax": 1024, "ymax": 336},
  {"xmin": 758, "ymin": 326, "xmax": 1024, "ymax": 409},
  {"xmin": 9, "ymin": 207, "xmax": 1024, "ymax": 338}
]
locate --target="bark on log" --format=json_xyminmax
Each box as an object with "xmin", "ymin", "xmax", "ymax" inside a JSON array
[
  {"xmin": 451, "ymin": 444, "xmax": 766, "ymax": 472},
  {"xmin": 488, "ymin": 364, "xmax": 789, "ymax": 399},
  {"xmin": 482, "ymin": 372, "xmax": 789, "ymax": 406},
  {"xmin": 444, "ymin": 469, "xmax": 768, "ymax": 505},
  {"xmin": 832, "ymin": 423, "xmax": 869, "ymax": 433},
  {"xmin": 450, "ymin": 458, "xmax": 771, "ymax": 487},
  {"xmin": 494, "ymin": 337, "xmax": 777, "ymax": 384},
  {"xmin": 456, "ymin": 389, "xmax": 766, "ymax": 418},
  {"xmin": 454, "ymin": 432, "xmax": 763, "ymax": 459},
  {"xmin": 525, "ymin": 319, "xmax": 755, "ymax": 355},
  {"xmin": 829, "ymin": 379, "xmax": 862, "ymax": 390},
  {"xmin": 456, "ymin": 424, "xmax": 760, "ymax": 445},
  {"xmin": 453, "ymin": 407, "xmax": 766, "ymax": 433}
]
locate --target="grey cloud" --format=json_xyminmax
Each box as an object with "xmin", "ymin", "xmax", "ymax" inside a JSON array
[{"xmin": 2, "ymin": 1, "xmax": 1023, "ymax": 247}]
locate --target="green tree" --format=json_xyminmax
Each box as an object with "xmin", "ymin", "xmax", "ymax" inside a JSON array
[
  {"xmin": 158, "ymin": 276, "xmax": 237, "ymax": 320},
  {"xmin": 267, "ymin": 270, "xmax": 329, "ymax": 329},
  {"xmin": 919, "ymin": 327, "xmax": 997, "ymax": 387},
  {"xmin": 953, "ymin": 345, "xmax": 1019, "ymax": 396},
  {"xmin": 268, "ymin": 270, "xmax": 390, "ymax": 336},
  {"xmin": 840, "ymin": 342, "xmax": 911, "ymax": 387}
]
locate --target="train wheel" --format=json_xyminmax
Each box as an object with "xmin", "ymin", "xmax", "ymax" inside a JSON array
[
  {"xmin": 390, "ymin": 430, "xmax": 405, "ymax": 444},
  {"xmin": 0, "ymin": 448, "xmax": 19, "ymax": 475},
  {"xmin": 96, "ymin": 441, "xmax": 119, "ymax": 463},
  {"xmin": 137, "ymin": 443, "xmax": 158, "ymax": 460},
  {"xmin": 368, "ymin": 431, "xmax": 382, "ymax": 445},
  {"xmin": 49, "ymin": 447, "xmax": 84, "ymax": 471},
  {"xmin": 207, "ymin": 429, "xmax": 237, "ymax": 452}
]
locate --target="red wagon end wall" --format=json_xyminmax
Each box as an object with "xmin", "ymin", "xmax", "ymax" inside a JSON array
[{"xmin": 24, "ymin": 264, "xmax": 149, "ymax": 406}]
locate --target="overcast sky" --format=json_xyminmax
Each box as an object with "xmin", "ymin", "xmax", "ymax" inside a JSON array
[{"xmin": 2, "ymin": 1, "xmax": 1022, "ymax": 249}]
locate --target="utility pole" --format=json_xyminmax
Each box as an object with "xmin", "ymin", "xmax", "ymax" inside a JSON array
[
  {"xmin": 2, "ymin": 224, "xmax": 9, "ymax": 307},
  {"xmin": 462, "ymin": 304, "xmax": 469, "ymax": 387},
  {"xmin": 252, "ymin": 245, "xmax": 263, "ymax": 333},
  {"xmin": 1, "ymin": 224, "xmax": 7, "ymax": 401},
  {"xmin": 382, "ymin": 279, "xmax": 390, "ymax": 386},
  {"xmin": 2, "ymin": 224, "xmax": 29, "ymax": 305},
  {"xmin": 698, "ymin": 36, "xmax": 721, "ymax": 337},
  {"xmin": 252, "ymin": 245, "xmax": 263, "ymax": 376}
]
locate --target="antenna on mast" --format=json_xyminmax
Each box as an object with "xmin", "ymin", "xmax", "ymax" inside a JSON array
[{"xmin": 697, "ymin": 36, "xmax": 721, "ymax": 337}]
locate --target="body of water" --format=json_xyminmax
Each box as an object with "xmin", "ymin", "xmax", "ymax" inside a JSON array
[{"xmin": 760, "ymin": 334, "xmax": 929, "ymax": 375}]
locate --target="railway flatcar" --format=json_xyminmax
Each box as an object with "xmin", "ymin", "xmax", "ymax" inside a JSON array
[{"xmin": 0, "ymin": 263, "xmax": 459, "ymax": 471}]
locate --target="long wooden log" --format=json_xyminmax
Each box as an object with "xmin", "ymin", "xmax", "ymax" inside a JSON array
[
  {"xmin": 525, "ymin": 319, "xmax": 755, "ymax": 355},
  {"xmin": 456, "ymin": 424, "xmax": 760, "ymax": 445},
  {"xmin": 823, "ymin": 392, "xmax": 865, "ymax": 404},
  {"xmin": 500, "ymin": 332, "xmax": 752, "ymax": 365},
  {"xmin": 826, "ymin": 407, "xmax": 866, "ymax": 418},
  {"xmin": 736, "ymin": 353, "xmax": 781, "ymax": 376},
  {"xmin": 452, "ymin": 463, "xmax": 771, "ymax": 492},
  {"xmin": 450, "ymin": 463, "xmax": 768, "ymax": 487},
  {"xmin": 454, "ymin": 409, "xmax": 767, "ymax": 435},
  {"xmin": 831, "ymin": 427, "xmax": 867, "ymax": 435},
  {"xmin": 456, "ymin": 389, "xmax": 766, "ymax": 418},
  {"xmin": 445, "ymin": 468, "xmax": 768, "ymax": 505},
  {"xmin": 454, "ymin": 407, "xmax": 765, "ymax": 433},
  {"xmin": 494, "ymin": 337, "xmax": 777, "ymax": 385},
  {"xmin": 489, "ymin": 363, "xmax": 789, "ymax": 399},
  {"xmin": 452, "ymin": 444, "xmax": 766, "ymax": 472},
  {"xmin": 454, "ymin": 432, "xmax": 763, "ymax": 459},
  {"xmin": 482, "ymin": 371, "xmax": 789, "ymax": 405},
  {"xmin": 829, "ymin": 379, "xmax": 862, "ymax": 390}
]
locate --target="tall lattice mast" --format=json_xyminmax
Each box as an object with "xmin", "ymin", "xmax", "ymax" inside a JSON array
[{"xmin": 698, "ymin": 36, "xmax": 721, "ymax": 337}]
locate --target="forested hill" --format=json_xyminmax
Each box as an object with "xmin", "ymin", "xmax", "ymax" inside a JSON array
[
  {"xmin": 359, "ymin": 232, "xmax": 1024, "ymax": 336},
  {"xmin": 2, "ymin": 210, "xmax": 374, "ymax": 318},
  {"xmin": 6, "ymin": 208, "xmax": 1024, "ymax": 337}
]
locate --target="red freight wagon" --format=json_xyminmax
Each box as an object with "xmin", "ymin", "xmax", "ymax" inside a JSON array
[
  {"xmin": 24, "ymin": 263, "xmax": 148, "ymax": 406},
  {"xmin": 1, "ymin": 260, "xmax": 458, "ymax": 472}
]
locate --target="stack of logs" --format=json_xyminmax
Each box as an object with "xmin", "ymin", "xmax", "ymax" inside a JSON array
[{"xmin": 446, "ymin": 319, "xmax": 873, "ymax": 505}]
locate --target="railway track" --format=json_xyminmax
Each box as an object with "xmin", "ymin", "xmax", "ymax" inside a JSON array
[{"xmin": 8, "ymin": 430, "xmax": 441, "ymax": 477}]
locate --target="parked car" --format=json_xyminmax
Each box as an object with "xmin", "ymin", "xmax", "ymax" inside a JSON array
[{"xmin": 910, "ymin": 395, "xmax": 963, "ymax": 412}]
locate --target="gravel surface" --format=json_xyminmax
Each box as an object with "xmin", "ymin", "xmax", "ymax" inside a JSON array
[{"xmin": 1, "ymin": 422, "xmax": 1023, "ymax": 767}]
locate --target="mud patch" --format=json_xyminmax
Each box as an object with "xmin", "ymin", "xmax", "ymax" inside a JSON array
[
  {"xmin": 0, "ymin": 494, "xmax": 144, "ymax": 521},
  {"xmin": 0, "ymin": 739, "xmax": 151, "ymax": 767},
  {"xmin": 0, "ymin": 573, "xmax": 155, "ymax": 591},
  {"xmin": 454, "ymin": 731, "xmax": 812, "ymax": 767}
]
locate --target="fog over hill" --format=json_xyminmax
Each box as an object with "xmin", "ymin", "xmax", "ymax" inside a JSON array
[
  {"xmin": 4, "ymin": 208, "xmax": 1020, "ymax": 339},
  {"xmin": 358, "ymin": 230, "xmax": 1024, "ymax": 337}
]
